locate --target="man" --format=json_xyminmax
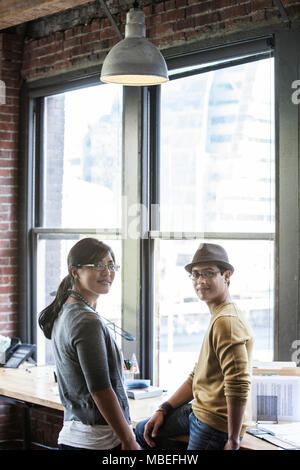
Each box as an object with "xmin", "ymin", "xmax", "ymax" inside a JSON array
[{"xmin": 135, "ymin": 243, "xmax": 254, "ymax": 450}]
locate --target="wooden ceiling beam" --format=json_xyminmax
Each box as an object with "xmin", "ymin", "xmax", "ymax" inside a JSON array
[{"xmin": 0, "ymin": 0, "xmax": 96, "ymax": 30}]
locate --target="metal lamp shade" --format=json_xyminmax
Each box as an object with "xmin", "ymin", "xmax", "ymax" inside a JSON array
[{"xmin": 100, "ymin": 9, "xmax": 168, "ymax": 86}]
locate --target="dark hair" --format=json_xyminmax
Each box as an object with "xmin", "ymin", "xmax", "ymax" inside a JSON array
[
  {"xmin": 216, "ymin": 262, "xmax": 232, "ymax": 287},
  {"xmin": 38, "ymin": 238, "xmax": 115, "ymax": 339}
]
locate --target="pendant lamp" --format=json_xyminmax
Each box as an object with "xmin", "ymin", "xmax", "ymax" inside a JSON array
[{"xmin": 100, "ymin": 7, "xmax": 168, "ymax": 86}]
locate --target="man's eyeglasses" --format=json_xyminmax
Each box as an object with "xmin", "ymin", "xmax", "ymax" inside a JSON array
[
  {"xmin": 189, "ymin": 270, "xmax": 220, "ymax": 281},
  {"xmin": 76, "ymin": 263, "xmax": 120, "ymax": 272}
]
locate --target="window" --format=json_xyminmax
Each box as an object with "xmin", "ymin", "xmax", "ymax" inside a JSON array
[
  {"xmin": 21, "ymin": 32, "xmax": 300, "ymax": 383},
  {"xmin": 42, "ymin": 86, "xmax": 122, "ymax": 229},
  {"xmin": 153, "ymin": 57, "xmax": 275, "ymax": 389},
  {"xmin": 159, "ymin": 59, "xmax": 274, "ymax": 234},
  {"xmin": 34, "ymin": 84, "xmax": 123, "ymax": 364}
]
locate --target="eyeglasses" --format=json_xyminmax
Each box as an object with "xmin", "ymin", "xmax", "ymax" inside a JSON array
[
  {"xmin": 189, "ymin": 270, "xmax": 220, "ymax": 281},
  {"xmin": 76, "ymin": 263, "xmax": 120, "ymax": 272}
]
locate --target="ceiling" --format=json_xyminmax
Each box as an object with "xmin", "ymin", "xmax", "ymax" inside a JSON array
[{"xmin": 0, "ymin": 0, "xmax": 96, "ymax": 30}]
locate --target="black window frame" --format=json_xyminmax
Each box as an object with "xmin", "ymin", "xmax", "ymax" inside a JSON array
[{"xmin": 19, "ymin": 29, "xmax": 300, "ymax": 376}]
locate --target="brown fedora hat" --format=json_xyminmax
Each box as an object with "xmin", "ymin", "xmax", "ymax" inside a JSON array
[{"xmin": 184, "ymin": 243, "xmax": 234, "ymax": 274}]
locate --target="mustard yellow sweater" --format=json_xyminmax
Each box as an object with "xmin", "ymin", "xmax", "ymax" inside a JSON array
[{"xmin": 186, "ymin": 302, "xmax": 254, "ymax": 435}]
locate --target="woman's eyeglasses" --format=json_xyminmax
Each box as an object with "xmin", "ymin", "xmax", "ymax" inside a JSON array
[{"xmin": 76, "ymin": 263, "xmax": 120, "ymax": 272}]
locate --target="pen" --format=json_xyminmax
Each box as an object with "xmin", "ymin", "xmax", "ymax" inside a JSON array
[{"xmin": 124, "ymin": 360, "xmax": 132, "ymax": 370}]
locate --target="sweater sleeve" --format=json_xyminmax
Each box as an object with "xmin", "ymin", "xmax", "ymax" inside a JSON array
[
  {"xmin": 212, "ymin": 315, "xmax": 251, "ymax": 405},
  {"xmin": 71, "ymin": 314, "xmax": 112, "ymax": 393},
  {"xmin": 186, "ymin": 362, "xmax": 198, "ymax": 385}
]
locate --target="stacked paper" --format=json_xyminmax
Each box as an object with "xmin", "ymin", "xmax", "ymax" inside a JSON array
[
  {"xmin": 0, "ymin": 335, "xmax": 11, "ymax": 364},
  {"xmin": 251, "ymin": 375, "xmax": 300, "ymax": 421},
  {"xmin": 257, "ymin": 422, "xmax": 300, "ymax": 448},
  {"xmin": 126, "ymin": 386, "xmax": 164, "ymax": 400}
]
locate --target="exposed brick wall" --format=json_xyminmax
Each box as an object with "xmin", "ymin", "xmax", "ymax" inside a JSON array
[
  {"xmin": 0, "ymin": 31, "xmax": 23, "ymax": 444},
  {"xmin": 21, "ymin": 0, "xmax": 300, "ymax": 82},
  {"xmin": 0, "ymin": 403, "xmax": 63, "ymax": 448},
  {"xmin": 1, "ymin": 0, "xmax": 300, "ymax": 450},
  {"xmin": 0, "ymin": 33, "xmax": 21, "ymax": 336},
  {"xmin": 0, "ymin": 403, "xmax": 23, "ymax": 443},
  {"xmin": 30, "ymin": 407, "xmax": 63, "ymax": 449}
]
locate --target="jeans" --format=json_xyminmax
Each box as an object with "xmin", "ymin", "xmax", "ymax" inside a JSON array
[
  {"xmin": 135, "ymin": 404, "xmax": 231, "ymax": 450},
  {"xmin": 187, "ymin": 412, "xmax": 228, "ymax": 450}
]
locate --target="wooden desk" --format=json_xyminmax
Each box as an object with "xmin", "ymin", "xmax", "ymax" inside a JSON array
[
  {"xmin": 0, "ymin": 364, "xmax": 63, "ymax": 411},
  {"xmin": 0, "ymin": 365, "xmax": 280, "ymax": 451}
]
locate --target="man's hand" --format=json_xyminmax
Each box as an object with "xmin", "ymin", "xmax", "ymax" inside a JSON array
[
  {"xmin": 224, "ymin": 438, "xmax": 240, "ymax": 450},
  {"xmin": 225, "ymin": 400, "xmax": 246, "ymax": 450},
  {"xmin": 142, "ymin": 381, "xmax": 193, "ymax": 447},
  {"xmin": 143, "ymin": 411, "xmax": 165, "ymax": 447}
]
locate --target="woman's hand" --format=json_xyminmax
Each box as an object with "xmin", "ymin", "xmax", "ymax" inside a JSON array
[
  {"xmin": 143, "ymin": 411, "xmax": 165, "ymax": 447},
  {"xmin": 121, "ymin": 437, "xmax": 141, "ymax": 450}
]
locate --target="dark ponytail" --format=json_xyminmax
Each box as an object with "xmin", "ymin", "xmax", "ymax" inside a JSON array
[{"xmin": 38, "ymin": 274, "xmax": 72, "ymax": 340}]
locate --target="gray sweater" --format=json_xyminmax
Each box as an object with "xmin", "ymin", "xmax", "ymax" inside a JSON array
[{"xmin": 51, "ymin": 303, "xmax": 131, "ymax": 426}]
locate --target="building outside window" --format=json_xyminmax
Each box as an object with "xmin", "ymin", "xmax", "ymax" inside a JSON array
[
  {"xmin": 154, "ymin": 57, "xmax": 275, "ymax": 389},
  {"xmin": 35, "ymin": 84, "xmax": 123, "ymax": 364}
]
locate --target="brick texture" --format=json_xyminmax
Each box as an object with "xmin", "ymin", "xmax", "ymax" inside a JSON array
[
  {"xmin": 20, "ymin": 0, "xmax": 295, "ymax": 81},
  {"xmin": 0, "ymin": 31, "xmax": 22, "ymax": 445},
  {"xmin": 0, "ymin": 33, "xmax": 21, "ymax": 336},
  {"xmin": 30, "ymin": 407, "xmax": 63, "ymax": 449}
]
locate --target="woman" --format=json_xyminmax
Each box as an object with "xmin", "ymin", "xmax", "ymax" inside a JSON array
[{"xmin": 39, "ymin": 238, "xmax": 140, "ymax": 451}]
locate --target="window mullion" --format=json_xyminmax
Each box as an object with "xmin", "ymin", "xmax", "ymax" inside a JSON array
[
  {"xmin": 121, "ymin": 86, "xmax": 144, "ymax": 368},
  {"xmin": 149, "ymin": 231, "xmax": 275, "ymax": 241}
]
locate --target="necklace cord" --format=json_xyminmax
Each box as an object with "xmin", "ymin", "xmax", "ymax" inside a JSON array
[{"xmin": 67, "ymin": 289, "xmax": 135, "ymax": 341}]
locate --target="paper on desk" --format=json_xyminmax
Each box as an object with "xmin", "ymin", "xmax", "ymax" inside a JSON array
[
  {"xmin": 51, "ymin": 385, "xmax": 59, "ymax": 396},
  {"xmin": 251, "ymin": 375, "xmax": 300, "ymax": 421},
  {"xmin": 0, "ymin": 335, "xmax": 11, "ymax": 352},
  {"xmin": 252, "ymin": 361, "xmax": 296, "ymax": 369},
  {"xmin": 258, "ymin": 422, "xmax": 300, "ymax": 448},
  {"xmin": 126, "ymin": 386, "xmax": 163, "ymax": 400}
]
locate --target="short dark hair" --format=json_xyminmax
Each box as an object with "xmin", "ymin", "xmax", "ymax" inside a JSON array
[{"xmin": 216, "ymin": 262, "xmax": 231, "ymax": 287}]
